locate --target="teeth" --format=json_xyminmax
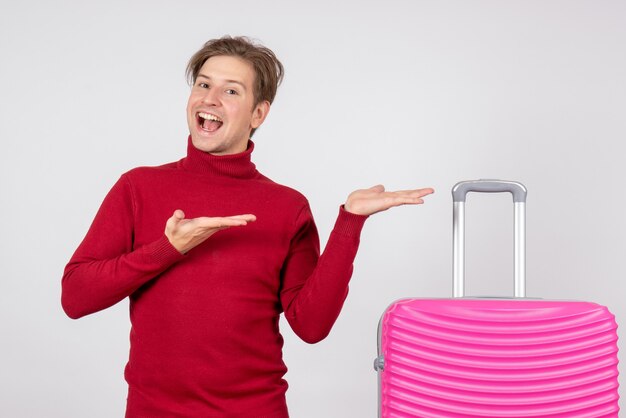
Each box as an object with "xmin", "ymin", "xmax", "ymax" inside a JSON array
[{"xmin": 198, "ymin": 112, "xmax": 223, "ymax": 122}]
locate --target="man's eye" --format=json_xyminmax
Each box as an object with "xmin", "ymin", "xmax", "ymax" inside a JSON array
[
  {"xmin": 225, "ymin": 89, "xmax": 238, "ymax": 95},
  {"xmin": 198, "ymin": 82, "xmax": 209, "ymax": 88}
]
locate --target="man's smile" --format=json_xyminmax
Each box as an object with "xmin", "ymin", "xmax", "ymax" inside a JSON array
[{"xmin": 196, "ymin": 112, "xmax": 223, "ymax": 133}]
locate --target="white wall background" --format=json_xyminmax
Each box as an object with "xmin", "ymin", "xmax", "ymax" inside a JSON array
[{"xmin": 1, "ymin": 0, "xmax": 625, "ymax": 416}]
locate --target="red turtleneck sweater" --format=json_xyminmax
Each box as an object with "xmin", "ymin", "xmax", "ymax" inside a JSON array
[{"xmin": 61, "ymin": 138, "xmax": 368, "ymax": 417}]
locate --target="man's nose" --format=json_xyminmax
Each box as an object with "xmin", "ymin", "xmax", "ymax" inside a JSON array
[{"xmin": 201, "ymin": 88, "xmax": 220, "ymax": 106}]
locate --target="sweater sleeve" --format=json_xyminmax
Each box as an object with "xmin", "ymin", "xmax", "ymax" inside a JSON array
[
  {"xmin": 280, "ymin": 204, "xmax": 368, "ymax": 344},
  {"xmin": 61, "ymin": 174, "xmax": 185, "ymax": 319}
]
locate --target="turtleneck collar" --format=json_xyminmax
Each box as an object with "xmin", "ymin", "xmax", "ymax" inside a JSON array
[{"xmin": 181, "ymin": 135, "xmax": 258, "ymax": 179}]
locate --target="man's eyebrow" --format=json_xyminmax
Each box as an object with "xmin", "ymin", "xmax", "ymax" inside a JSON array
[{"xmin": 197, "ymin": 74, "xmax": 247, "ymax": 90}]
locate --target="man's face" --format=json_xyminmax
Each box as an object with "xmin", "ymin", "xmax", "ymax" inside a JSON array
[{"xmin": 186, "ymin": 55, "xmax": 270, "ymax": 155}]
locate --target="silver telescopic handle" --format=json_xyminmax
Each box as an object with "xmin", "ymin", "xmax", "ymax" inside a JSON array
[{"xmin": 452, "ymin": 180, "xmax": 527, "ymax": 298}]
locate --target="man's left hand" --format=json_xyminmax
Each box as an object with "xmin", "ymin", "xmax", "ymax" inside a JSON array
[{"xmin": 344, "ymin": 185, "xmax": 434, "ymax": 216}]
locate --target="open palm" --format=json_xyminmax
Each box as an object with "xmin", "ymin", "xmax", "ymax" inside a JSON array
[{"xmin": 344, "ymin": 185, "xmax": 434, "ymax": 216}]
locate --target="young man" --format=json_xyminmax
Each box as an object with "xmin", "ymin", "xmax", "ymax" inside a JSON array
[{"xmin": 62, "ymin": 36, "xmax": 433, "ymax": 417}]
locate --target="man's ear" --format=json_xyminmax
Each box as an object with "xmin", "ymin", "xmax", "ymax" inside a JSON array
[{"xmin": 251, "ymin": 100, "xmax": 271, "ymax": 129}]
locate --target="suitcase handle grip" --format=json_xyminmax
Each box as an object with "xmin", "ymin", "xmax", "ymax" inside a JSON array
[
  {"xmin": 452, "ymin": 179, "xmax": 527, "ymax": 203},
  {"xmin": 452, "ymin": 180, "xmax": 527, "ymax": 298}
]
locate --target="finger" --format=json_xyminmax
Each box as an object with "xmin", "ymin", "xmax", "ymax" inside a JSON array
[
  {"xmin": 403, "ymin": 197, "xmax": 425, "ymax": 205},
  {"xmin": 384, "ymin": 195, "xmax": 427, "ymax": 208},
  {"xmin": 195, "ymin": 217, "xmax": 253, "ymax": 229},
  {"xmin": 415, "ymin": 187, "xmax": 435, "ymax": 195},
  {"xmin": 188, "ymin": 214, "xmax": 256, "ymax": 222},
  {"xmin": 193, "ymin": 215, "xmax": 256, "ymax": 227},
  {"xmin": 226, "ymin": 214, "xmax": 257, "ymax": 222},
  {"xmin": 392, "ymin": 187, "xmax": 435, "ymax": 197},
  {"xmin": 368, "ymin": 184, "xmax": 385, "ymax": 192}
]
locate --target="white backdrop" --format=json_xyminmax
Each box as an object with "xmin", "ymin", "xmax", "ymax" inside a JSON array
[{"xmin": 1, "ymin": 1, "xmax": 624, "ymax": 416}]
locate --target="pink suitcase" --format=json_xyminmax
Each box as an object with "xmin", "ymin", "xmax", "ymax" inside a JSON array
[{"xmin": 374, "ymin": 180, "xmax": 620, "ymax": 417}]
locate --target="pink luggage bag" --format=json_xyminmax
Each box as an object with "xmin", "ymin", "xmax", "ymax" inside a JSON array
[{"xmin": 374, "ymin": 180, "xmax": 620, "ymax": 417}]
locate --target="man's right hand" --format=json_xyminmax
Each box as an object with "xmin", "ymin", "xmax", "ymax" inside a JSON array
[{"xmin": 165, "ymin": 209, "xmax": 256, "ymax": 254}]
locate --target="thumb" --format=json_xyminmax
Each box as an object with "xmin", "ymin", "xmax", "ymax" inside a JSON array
[
  {"xmin": 173, "ymin": 209, "xmax": 185, "ymax": 220},
  {"xmin": 168, "ymin": 209, "xmax": 185, "ymax": 227},
  {"xmin": 369, "ymin": 184, "xmax": 385, "ymax": 192}
]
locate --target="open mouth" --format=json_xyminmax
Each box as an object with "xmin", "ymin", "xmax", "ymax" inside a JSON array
[{"xmin": 197, "ymin": 112, "xmax": 223, "ymax": 133}]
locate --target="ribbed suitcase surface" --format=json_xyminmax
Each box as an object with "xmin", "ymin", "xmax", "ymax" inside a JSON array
[{"xmin": 379, "ymin": 298, "xmax": 620, "ymax": 417}]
